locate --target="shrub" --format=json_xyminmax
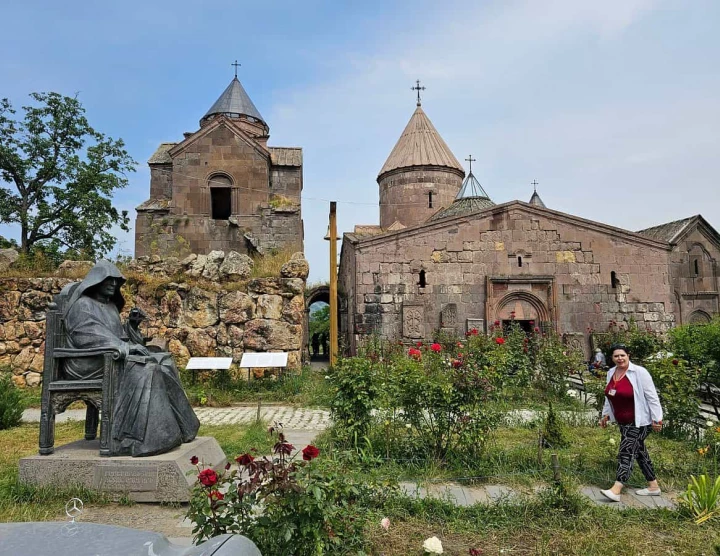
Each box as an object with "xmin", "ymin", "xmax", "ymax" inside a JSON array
[
  {"xmin": 670, "ymin": 318, "xmax": 720, "ymax": 387},
  {"xmin": 186, "ymin": 428, "xmax": 388, "ymax": 553},
  {"xmin": 535, "ymin": 331, "xmax": 585, "ymax": 396},
  {"xmin": 680, "ymin": 474, "xmax": 720, "ymax": 524},
  {"xmin": 328, "ymin": 356, "xmax": 379, "ymax": 445},
  {"xmin": 645, "ymin": 357, "xmax": 700, "ymax": 434},
  {"xmin": 0, "ymin": 374, "xmax": 24, "ymax": 430},
  {"xmin": 595, "ymin": 319, "xmax": 664, "ymax": 365},
  {"xmin": 542, "ymin": 402, "xmax": 568, "ymax": 448}
]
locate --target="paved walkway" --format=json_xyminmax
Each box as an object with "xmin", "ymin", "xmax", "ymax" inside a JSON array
[{"xmin": 22, "ymin": 404, "xmax": 330, "ymax": 430}]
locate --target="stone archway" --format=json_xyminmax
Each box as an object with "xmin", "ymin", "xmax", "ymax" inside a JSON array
[
  {"xmin": 305, "ymin": 285, "xmax": 332, "ymax": 363},
  {"xmin": 485, "ymin": 276, "xmax": 556, "ymax": 334},
  {"xmin": 495, "ymin": 291, "xmax": 550, "ymax": 323},
  {"xmin": 688, "ymin": 310, "xmax": 712, "ymax": 324}
]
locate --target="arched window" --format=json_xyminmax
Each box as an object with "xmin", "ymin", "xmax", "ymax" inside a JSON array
[
  {"xmin": 428, "ymin": 191, "xmax": 433, "ymax": 209},
  {"xmin": 611, "ymin": 271, "xmax": 619, "ymax": 289},
  {"xmin": 518, "ymin": 256, "xmax": 523, "ymax": 267},
  {"xmin": 418, "ymin": 270, "xmax": 426, "ymax": 288},
  {"xmin": 209, "ymin": 174, "xmax": 233, "ymax": 220}
]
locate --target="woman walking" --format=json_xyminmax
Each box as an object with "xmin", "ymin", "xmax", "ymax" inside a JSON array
[{"xmin": 598, "ymin": 344, "xmax": 663, "ymax": 501}]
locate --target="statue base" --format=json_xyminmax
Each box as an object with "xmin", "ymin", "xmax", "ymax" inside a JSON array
[{"xmin": 19, "ymin": 436, "xmax": 226, "ymax": 503}]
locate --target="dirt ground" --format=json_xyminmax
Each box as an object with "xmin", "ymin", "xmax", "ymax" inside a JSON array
[{"xmin": 79, "ymin": 503, "xmax": 193, "ymax": 539}]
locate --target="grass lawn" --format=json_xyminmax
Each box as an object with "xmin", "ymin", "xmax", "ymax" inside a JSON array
[{"xmin": 0, "ymin": 420, "xmax": 275, "ymax": 523}]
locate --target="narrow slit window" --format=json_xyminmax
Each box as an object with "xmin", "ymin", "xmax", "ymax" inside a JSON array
[
  {"xmin": 694, "ymin": 259, "xmax": 699, "ymax": 276},
  {"xmin": 419, "ymin": 270, "xmax": 426, "ymax": 288},
  {"xmin": 518, "ymin": 256, "xmax": 523, "ymax": 267},
  {"xmin": 611, "ymin": 271, "xmax": 618, "ymax": 289},
  {"xmin": 428, "ymin": 192, "xmax": 433, "ymax": 209}
]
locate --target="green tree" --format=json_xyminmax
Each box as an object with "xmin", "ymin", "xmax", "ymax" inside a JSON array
[
  {"xmin": 309, "ymin": 304, "xmax": 330, "ymax": 338},
  {"xmin": 0, "ymin": 92, "xmax": 136, "ymax": 257}
]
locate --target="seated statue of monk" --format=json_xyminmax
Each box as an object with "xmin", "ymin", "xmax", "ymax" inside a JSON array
[{"xmin": 63, "ymin": 260, "xmax": 200, "ymax": 457}]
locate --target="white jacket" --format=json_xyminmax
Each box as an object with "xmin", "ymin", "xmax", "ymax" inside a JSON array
[{"xmin": 602, "ymin": 362, "xmax": 663, "ymax": 427}]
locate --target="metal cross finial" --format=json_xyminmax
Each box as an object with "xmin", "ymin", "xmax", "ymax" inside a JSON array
[
  {"xmin": 465, "ymin": 155, "xmax": 476, "ymax": 174},
  {"xmin": 231, "ymin": 60, "xmax": 241, "ymax": 78},
  {"xmin": 531, "ymin": 179, "xmax": 539, "ymax": 192},
  {"xmin": 411, "ymin": 80, "xmax": 426, "ymax": 106}
]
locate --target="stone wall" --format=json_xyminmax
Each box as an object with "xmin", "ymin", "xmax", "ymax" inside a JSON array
[
  {"xmin": 339, "ymin": 204, "xmax": 720, "ymax": 355},
  {"xmin": 0, "ymin": 252, "xmax": 309, "ymax": 388}
]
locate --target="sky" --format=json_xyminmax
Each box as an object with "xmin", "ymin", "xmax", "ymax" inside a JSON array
[{"xmin": 1, "ymin": 0, "xmax": 719, "ymax": 283}]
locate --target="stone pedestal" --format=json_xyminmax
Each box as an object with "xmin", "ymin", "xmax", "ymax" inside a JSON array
[{"xmin": 19, "ymin": 436, "xmax": 226, "ymax": 502}]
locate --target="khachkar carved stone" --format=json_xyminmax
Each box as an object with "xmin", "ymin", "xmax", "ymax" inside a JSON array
[
  {"xmin": 440, "ymin": 303, "xmax": 458, "ymax": 334},
  {"xmin": 403, "ymin": 303, "xmax": 424, "ymax": 339}
]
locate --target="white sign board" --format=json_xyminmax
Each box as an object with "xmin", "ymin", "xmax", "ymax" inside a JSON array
[
  {"xmin": 239, "ymin": 352, "xmax": 288, "ymax": 368},
  {"xmin": 185, "ymin": 357, "xmax": 233, "ymax": 370}
]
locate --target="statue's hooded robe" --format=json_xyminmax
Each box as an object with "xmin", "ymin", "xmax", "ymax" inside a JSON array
[{"xmin": 64, "ymin": 260, "xmax": 200, "ymax": 457}]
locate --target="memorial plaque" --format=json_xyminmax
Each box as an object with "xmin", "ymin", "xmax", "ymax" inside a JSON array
[
  {"xmin": 466, "ymin": 318, "xmax": 485, "ymax": 334},
  {"xmin": 240, "ymin": 352, "xmax": 288, "ymax": 368},
  {"xmin": 440, "ymin": 304, "xmax": 458, "ymax": 327},
  {"xmin": 94, "ymin": 464, "xmax": 159, "ymax": 492},
  {"xmin": 186, "ymin": 357, "xmax": 233, "ymax": 370}
]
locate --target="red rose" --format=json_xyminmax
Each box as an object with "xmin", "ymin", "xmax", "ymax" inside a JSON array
[
  {"xmin": 416, "ymin": 341, "xmax": 423, "ymax": 347},
  {"xmin": 672, "ymin": 359, "xmax": 679, "ymax": 366},
  {"xmin": 408, "ymin": 348, "xmax": 422, "ymax": 360},
  {"xmin": 198, "ymin": 468, "xmax": 218, "ymax": 487},
  {"xmin": 495, "ymin": 337, "xmax": 505, "ymax": 345},
  {"xmin": 430, "ymin": 343, "xmax": 442, "ymax": 352},
  {"xmin": 302, "ymin": 445, "xmax": 320, "ymax": 461},
  {"xmin": 529, "ymin": 320, "xmax": 535, "ymax": 326},
  {"xmin": 494, "ymin": 320, "xmax": 500, "ymax": 326},
  {"xmin": 236, "ymin": 453, "xmax": 255, "ymax": 466},
  {"xmin": 190, "ymin": 456, "xmax": 199, "ymax": 465},
  {"xmin": 225, "ymin": 462, "xmax": 232, "ymax": 470},
  {"xmin": 534, "ymin": 327, "xmax": 540, "ymax": 333},
  {"xmin": 208, "ymin": 490, "xmax": 224, "ymax": 501},
  {"xmin": 452, "ymin": 359, "xmax": 462, "ymax": 368}
]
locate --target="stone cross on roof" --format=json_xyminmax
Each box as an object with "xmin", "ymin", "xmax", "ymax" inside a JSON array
[{"xmin": 411, "ymin": 80, "xmax": 426, "ymax": 106}]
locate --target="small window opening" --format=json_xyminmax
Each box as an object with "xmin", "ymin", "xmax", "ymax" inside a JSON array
[
  {"xmin": 428, "ymin": 192, "xmax": 433, "ymax": 209},
  {"xmin": 693, "ymin": 259, "xmax": 699, "ymax": 276},
  {"xmin": 418, "ymin": 270, "xmax": 426, "ymax": 288},
  {"xmin": 517, "ymin": 256, "xmax": 523, "ymax": 267},
  {"xmin": 611, "ymin": 271, "xmax": 618, "ymax": 289},
  {"xmin": 211, "ymin": 187, "xmax": 231, "ymax": 220}
]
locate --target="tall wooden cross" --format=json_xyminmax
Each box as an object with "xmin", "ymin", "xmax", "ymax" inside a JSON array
[
  {"xmin": 232, "ymin": 60, "xmax": 241, "ymax": 78},
  {"xmin": 465, "ymin": 155, "xmax": 476, "ymax": 174},
  {"xmin": 411, "ymin": 80, "xmax": 426, "ymax": 105}
]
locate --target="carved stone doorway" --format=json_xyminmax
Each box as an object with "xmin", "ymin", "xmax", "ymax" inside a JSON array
[{"xmin": 486, "ymin": 276, "xmax": 556, "ymax": 333}]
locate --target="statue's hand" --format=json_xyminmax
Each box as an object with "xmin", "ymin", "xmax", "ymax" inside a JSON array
[{"xmin": 130, "ymin": 344, "xmax": 150, "ymax": 356}]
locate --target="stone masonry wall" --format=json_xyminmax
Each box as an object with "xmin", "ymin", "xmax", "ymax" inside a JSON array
[
  {"xmin": 341, "ymin": 205, "xmax": 703, "ymax": 353},
  {"xmin": 0, "ymin": 253, "xmax": 309, "ymax": 388}
]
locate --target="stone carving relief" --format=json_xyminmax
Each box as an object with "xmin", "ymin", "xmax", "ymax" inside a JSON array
[
  {"xmin": 402, "ymin": 303, "xmax": 424, "ymax": 339},
  {"xmin": 440, "ymin": 303, "xmax": 457, "ymax": 328}
]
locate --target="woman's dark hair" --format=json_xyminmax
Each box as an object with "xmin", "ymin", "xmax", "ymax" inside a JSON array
[{"xmin": 610, "ymin": 343, "xmax": 630, "ymax": 356}]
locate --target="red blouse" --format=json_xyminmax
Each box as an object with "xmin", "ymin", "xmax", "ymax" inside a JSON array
[{"xmin": 605, "ymin": 375, "xmax": 634, "ymax": 425}]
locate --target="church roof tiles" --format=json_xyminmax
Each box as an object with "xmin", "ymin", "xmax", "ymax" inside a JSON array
[
  {"xmin": 378, "ymin": 105, "xmax": 464, "ymax": 177},
  {"xmin": 528, "ymin": 190, "xmax": 546, "ymax": 208},
  {"xmin": 428, "ymin": 171, "xmax": 494, "ymax": 221}
]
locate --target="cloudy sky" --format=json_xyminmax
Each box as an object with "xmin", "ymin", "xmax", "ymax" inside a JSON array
[{"xmin": 1, "ymin": 0, "xmax": 718, "ymax": 282}]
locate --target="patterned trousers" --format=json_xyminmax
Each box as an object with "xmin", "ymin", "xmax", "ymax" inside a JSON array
[{"xmin": 616, "ymin": 424, "xmax": 656, "ymax": 483}]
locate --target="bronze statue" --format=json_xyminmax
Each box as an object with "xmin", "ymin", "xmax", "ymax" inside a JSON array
[{"xmin": 63, "ymin": 261, "xmax": 200, "ymax": 457}]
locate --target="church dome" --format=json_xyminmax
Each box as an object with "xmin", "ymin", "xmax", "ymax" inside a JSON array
[
  {"xmin": 378, "ymin": 105, "xmax": 464, "ymax": 178},
  {"xmin": 200, "ymin": 77, "xmax": 269, "ymax": 136},
  {"xmin": 429, "ymin": 170, "xmax": 494, "ymax": 221}
]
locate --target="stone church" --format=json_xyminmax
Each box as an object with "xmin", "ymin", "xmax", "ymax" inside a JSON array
[
  {"xmin": 135, "ymin": 75, "xmax": 303, "ymax": 257},
  {"xmin": 338, "ymin": 97, "xmax": 720, "ymax": 356}
]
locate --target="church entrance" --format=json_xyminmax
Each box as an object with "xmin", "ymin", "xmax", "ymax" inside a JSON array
[{"xmin": 486, "ymin": 276, "xmax": 556, "ymax": 334}]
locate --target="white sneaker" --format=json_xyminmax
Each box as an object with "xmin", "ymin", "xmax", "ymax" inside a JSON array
[
  {"xmin": 600, "ymin": 489, "xmax": 621, "ymax": 502},
  {"xmin": 635, "ymin": 488, "xmax": 661, "ymax": 496}
]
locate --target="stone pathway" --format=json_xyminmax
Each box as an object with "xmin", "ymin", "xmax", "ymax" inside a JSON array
[
  {"xmin": 398, "ymin": 480, "xmax": 677, "ymax": 510},
  {"xmin": 22, "ymin": 404, "xmax": 330, "ymax": 430}
]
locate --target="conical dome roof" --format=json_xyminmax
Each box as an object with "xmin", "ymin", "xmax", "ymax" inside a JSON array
[
  {"xmin": 378, "ymin": 105, "xmax": 464, "ymax": 177},
  {"xmin": 429, "ymin": 171, "xmax": 494, "ymax": 221},
  {"xmin": 529, "ymin": 190, "xmax": 546, "ymax": 208},
  {"xmin": 200, "ymin": 77, "xmax": 266, "ymax": 128}
]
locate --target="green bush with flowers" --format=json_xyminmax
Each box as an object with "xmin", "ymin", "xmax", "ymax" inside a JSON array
[
  {"xmin": 644, "ymin": 356, "xmax": 701, "ymax": 435},
  {"xmin": 327, "ymin": 320, "xmax": 585, "ymax": 466},
  {"xmin": 186, "ymin": 426, "xmax": 390, "ymax": 554}
]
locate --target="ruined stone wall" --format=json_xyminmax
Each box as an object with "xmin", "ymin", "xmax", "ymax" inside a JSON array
[
  {"xmin": 342, "ymin": 206, "xmax": 695, "ymax": 352},
  {"xmin": 0, "ymin": 253, "xmax": 309, "ymax": 388}
]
